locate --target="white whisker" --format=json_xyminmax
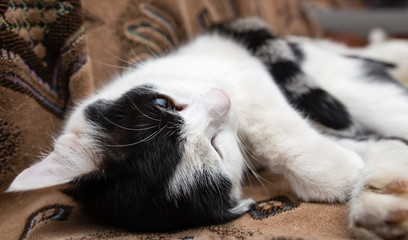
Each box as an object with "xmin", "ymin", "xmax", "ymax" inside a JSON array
[
  {"xmin": 94, "ymin": 60, "xmax": 135, "ymax": 71},
  {"xmin": 105, "ymin": 50, "xmax": 141, "ymax": 68},
  {"xmin": 124, "ymin": 94, "xmax": 162, "ymax": 122},
  {"xmin": 105, "ymin": 124, "xmax": 169, "ymax": 148},
  {"xmin": 95, "ymin": 108, "xmax": 157, "ymax": 131},
  {"xmin": 237, "ymin": 132, "xmax": 272, "ymax": 194}
]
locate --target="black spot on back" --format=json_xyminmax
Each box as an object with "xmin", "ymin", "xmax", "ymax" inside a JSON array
[
  {"xmin": 267, "ymin": 61, "xmax": 302, "ymax": 85},
  {"xmin": 294, "ymin": 89, "xmax": 352, "ymax": 130},
  {"xmin": 209, "ymin": 23, "xmax": 276, "ymax": 52}
]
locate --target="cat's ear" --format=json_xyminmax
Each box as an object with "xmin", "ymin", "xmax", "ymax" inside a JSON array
[{"xmin": 6, "ymin": 133, "xmax": 99, "ymax": 192}]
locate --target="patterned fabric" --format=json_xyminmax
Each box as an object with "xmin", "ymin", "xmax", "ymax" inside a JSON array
[
  {"xmin": 18, "ymin": 204, "xmax": 72, "ymax": 240},
  {"xmin": 0, "ymin": 0, "xmax": 363, "ymax": 239},
  {"xmin": 250, "ymin": 196, "xmax": 300, "ymax": 220},
  {"xmin": 0, "ymin": 0, "xmax": 93, "ymax": 194},
  {"xmin": 0, "ymin": 0, "xmax": 88, "ymax": 116}
]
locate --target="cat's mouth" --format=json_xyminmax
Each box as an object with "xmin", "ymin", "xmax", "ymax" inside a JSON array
[{"xmin": 211, "ymin": 136, "xmax": 223, "ymax": 159}]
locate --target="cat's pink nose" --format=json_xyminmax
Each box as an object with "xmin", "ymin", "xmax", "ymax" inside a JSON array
[{"xmin": 207, "ymin": 88, "xmax": 231, "ymax": 119}]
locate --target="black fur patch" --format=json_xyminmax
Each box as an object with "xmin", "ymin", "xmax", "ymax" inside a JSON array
[
  {"xmin": 210, "ymin": 24, "xmax": 275, "ymax": 52},
  {"xmin": 267, "ymin": 61, "xmax": 302, "ymax": 85},
  {"xmin": 294, "ymin": 89, "xmax": 352, "ymax": 130},
  {"xmin": 66, "ymin": 85, "xmax": 241, "ymax": 232}
]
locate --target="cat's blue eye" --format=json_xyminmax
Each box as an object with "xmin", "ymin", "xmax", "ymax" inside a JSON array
[
  {"xmin": 154, "ymin": 97, "xmax": 169, "ymax": 109},
  {"xmin": 154, "ymin": 95, "xmax": 185, "ymax": 111}
]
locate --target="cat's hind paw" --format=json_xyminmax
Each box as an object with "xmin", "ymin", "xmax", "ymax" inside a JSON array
[{"xmin": 349, "ymin": 178, "xmax": 408, "ymax": 240}]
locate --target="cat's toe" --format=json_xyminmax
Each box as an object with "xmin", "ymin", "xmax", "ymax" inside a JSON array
[
  {"xmin": 384, "ymin": 179, "xmax": 408, "ymax": 195},
  {"xmin": 349, "ymin": 178, "xmax": 408, "ymax": 240},
  {"xmin": 386, "ymin": 209, "xmax": 408, "ymax": 224}
]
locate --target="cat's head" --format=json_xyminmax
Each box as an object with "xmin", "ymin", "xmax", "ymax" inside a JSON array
[{"xmin": 7, "ymin": 69, "xmax": 254, "ymax": 231}]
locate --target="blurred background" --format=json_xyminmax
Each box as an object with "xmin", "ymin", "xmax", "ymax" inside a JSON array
[{"xmin": 305, "ymin": 0, "xmax": 408, "ymax": 46}]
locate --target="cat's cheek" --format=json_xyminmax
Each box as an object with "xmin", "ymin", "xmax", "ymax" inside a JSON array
[{"xmin": 213, "ymin": 130, "xmax": 246, "ymax": 202}]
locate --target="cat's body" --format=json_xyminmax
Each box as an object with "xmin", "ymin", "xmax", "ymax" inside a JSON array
[{"xmin": 8, "ymin": 18, "xmax": 408, "ymax": 239}]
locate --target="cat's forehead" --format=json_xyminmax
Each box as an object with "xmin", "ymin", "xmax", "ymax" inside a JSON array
[
  {"xmin": 64, "ymin": 84, "xmax": 156, "ymax": 133},
  {"xmin": 96, "ymin": 66, "xmax": 222, "ymax": 102}
]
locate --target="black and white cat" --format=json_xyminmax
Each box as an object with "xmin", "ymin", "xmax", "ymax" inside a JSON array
[{"xmin": 7, "ymin": 18, "xmax": 408, "ymax": 239}]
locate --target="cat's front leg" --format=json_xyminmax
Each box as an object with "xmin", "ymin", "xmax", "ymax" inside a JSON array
[
  {"xmin": 236, "ymin": 92, "xmax": 364, "ymax": 203},
  {"xmin": 338, "ymin": 138, "xmax": 408, "ymax": 240},
  {"xmin": 275, "ymin": 134, "xmax": 365, "ymax": 203}
]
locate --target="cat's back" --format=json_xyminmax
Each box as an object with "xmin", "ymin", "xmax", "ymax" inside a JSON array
[{"xmin": 113, "ymin": 34, "xmax": 270, "ymax": 89}]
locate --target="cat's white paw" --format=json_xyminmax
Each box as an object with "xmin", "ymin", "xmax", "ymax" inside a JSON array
[
  {"xmin": 350, "ymin": 141, "xmax": 408, "ymax": 239},
  {"xmin": 285, "ymin": 145, "xmax": 364, "ymax": 203},
  {"xmin": 349, "ymin": 140, "xmax": 408, "ymax": 240},
  {"xmin": 350, "ymin": 177, "xmax": 408, "ymax": 239}
]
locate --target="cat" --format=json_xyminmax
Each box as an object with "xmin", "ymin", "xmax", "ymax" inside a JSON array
[{"xmin": 7, "ymin": 18, "xmax": 408, "ymax": 239}]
